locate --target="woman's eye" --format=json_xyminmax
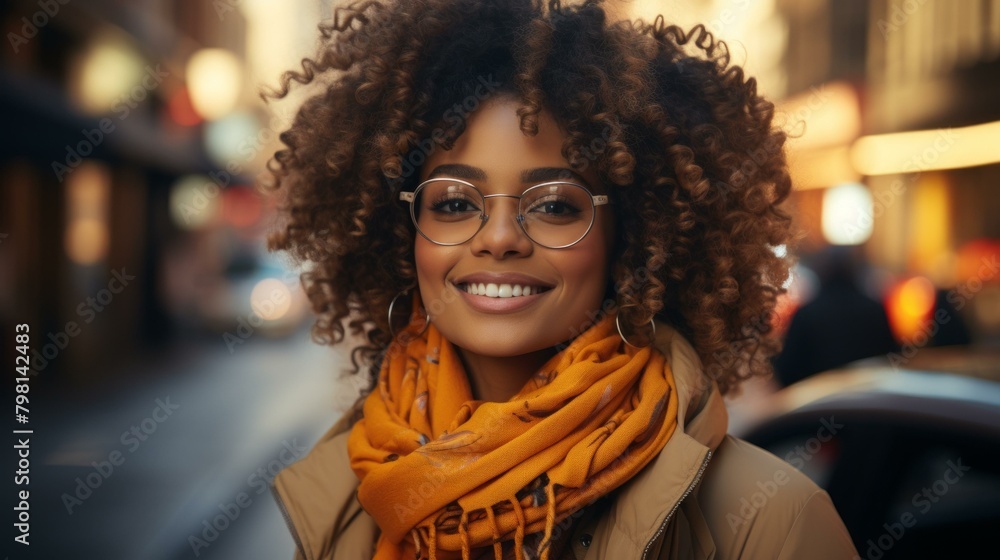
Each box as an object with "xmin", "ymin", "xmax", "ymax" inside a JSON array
[
  {"xmin": 430, "ymin": 196, "xmax": 479, "ymax": 214},
  {"xmin": 529, "ymin": 198, "xmax": 580, "ymax": 216}
]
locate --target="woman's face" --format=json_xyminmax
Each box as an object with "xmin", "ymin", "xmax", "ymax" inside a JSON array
[{"xmin": 413, "ymin": 97, "xmax": 616, "ymax": 357}]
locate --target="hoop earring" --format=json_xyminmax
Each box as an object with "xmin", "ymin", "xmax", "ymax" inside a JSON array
[
  {"xmin": 616, "ymin": 312, "xmax": 656, "ymax": 349},
  {"xmin": 388, "ymin": 288, "xmax": 429, "ymax": 339}
]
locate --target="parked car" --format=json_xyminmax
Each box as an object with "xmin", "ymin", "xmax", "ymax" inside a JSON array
[{"xmin": 733, "ymin": 347, "xmax": 1000, "ymax": 559}]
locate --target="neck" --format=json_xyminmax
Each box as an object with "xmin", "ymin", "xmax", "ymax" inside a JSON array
[{"xmin": 457, "ymin": 346, "xmax": 558, "ymax": 402}]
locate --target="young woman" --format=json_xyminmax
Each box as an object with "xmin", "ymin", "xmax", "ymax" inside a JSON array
[{"xmin": 266, "ymin": 1, "xmax": 859, "ymax": 559}]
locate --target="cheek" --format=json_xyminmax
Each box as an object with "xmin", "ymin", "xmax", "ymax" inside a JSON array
[
  {"xmin": 558, "ymin": 240, "xmax": 613, "ymax": 303},
  {"xmin": 414, "ymin": 240, "xmax": 435, "ymax": 283},
  {"xmin": 414, "ymin": 239, "xmax": 454, "ymax": 293}
]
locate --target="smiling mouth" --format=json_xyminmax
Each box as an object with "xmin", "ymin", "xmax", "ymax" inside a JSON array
[{"xmin": 455, "ymin": 282, "xmax": 554, "ymax": 298}]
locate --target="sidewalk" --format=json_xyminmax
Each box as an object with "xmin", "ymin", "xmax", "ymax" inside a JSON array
[{"xmin": 25, "ymin": 329, "xmax": 360, "ymax": 560}]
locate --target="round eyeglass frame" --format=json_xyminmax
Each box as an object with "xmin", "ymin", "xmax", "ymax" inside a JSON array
[{"xmin": 399, "ymin": 177, "xmax": 613, "ymax": 249}]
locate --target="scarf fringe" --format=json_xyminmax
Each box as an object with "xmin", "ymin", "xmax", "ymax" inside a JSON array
[
  {"xmin": 539, "ymin": 483, "xmax": 557, "ymax": 560},
  {"xmin": 459, "ymin": 510, "xmax": 470, "ymax": 560},
  {"xmin": 510, "ymin": 495, "xmax": 526, "ymax": 560},
  {"xmin": 410, "ymin": 482, "xmax": 566, "ymax": 560},
  {"xmin": 429, "ymin": 524, "xmax": 437, "ymax": 560},
  {"xmin": 485, "ymin": 504, "xmax": 503, "ymax": 560}
]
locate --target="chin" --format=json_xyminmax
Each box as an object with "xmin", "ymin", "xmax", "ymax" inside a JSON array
[{"xmin": 446, "ymin": 327, "xmax": 556, "ymax": 357}]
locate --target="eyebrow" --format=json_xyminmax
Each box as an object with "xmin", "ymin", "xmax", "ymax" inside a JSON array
[{"xmin": 425, "ymin": 163, "xmax": 590, "ymax": 186}]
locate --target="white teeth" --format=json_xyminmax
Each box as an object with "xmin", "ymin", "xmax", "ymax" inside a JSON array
[{"xmin": 460, "ymin": 282, "xmax": 546, "ymax": 298}]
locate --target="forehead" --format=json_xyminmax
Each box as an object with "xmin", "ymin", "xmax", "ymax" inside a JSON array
[{"xmin": 419, "ymin": 98, "xmax": 605, "ymax": 193}]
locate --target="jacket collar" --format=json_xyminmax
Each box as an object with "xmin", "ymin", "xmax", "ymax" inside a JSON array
[
  {"xmin": 583, "ymin": 321, "xmax": 728, "ymax": 560},
  {"xmin": 271, "ymin": 320, "xmax": 729, "ymax": 560}
]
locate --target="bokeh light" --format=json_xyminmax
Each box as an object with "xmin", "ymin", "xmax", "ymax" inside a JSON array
[
  {"xmin": 250, "ymin": 278, "xmax": 292, "ymax": 321},
  {"xmin": 64, "ymin": 162, "xmax": 111, "ymax": 265},
  {"xmin": 186, "ymin": 48, "xmax": 243, "ymax": 121},
  {"xmin": 821, "ymin": 182, "xmax": 874, "ymax": 245},
  {"xmin": 72, "ymin": 28, "xmax": 147, "ymax": 115},
  {"xmin": 908, "ymin": 174, "xmax": 952, "ymax": 275},
  {"xmin": 886, "ymin": 276, "xmax": 937, "ymax": 344},
  {"xmin": 65, "ymin": 218, "xmax": 109, "ymax": 265},
  {"xmin": 204, "ymin": 112, "xmax": 261, "ymax": 167},
  {"xmin": 169, "ymin": 175, "xmax": 220, "ymax": 230},
  {"xmin": 851, "ymin": 119, "xmax": 1000, "ymax": 176}
]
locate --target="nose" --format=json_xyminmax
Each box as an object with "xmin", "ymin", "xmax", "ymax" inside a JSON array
[{"xmin": 469, "ymin": 195, "xmax": 534, "ymax": 258}]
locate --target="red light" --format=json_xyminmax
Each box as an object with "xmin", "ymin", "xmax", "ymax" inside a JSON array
[
  {"xmin": 167, "ymin": 86, "xmax": 202, "ymax": 127},
  {"xmin": 222, "ymin": 186, "xmax": 262, "ymax": 228}
]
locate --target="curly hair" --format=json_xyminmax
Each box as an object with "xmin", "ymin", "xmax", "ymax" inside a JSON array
[{"xmin": 264, "ymin": 0, "xmax": 795, "ymax": 396}]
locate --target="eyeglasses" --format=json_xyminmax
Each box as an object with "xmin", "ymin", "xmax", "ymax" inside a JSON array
[{"xmin": 399, "ymin": 177, "xmax": 612, "ymax": 249}]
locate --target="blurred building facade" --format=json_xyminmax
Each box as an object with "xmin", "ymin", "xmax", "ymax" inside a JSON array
[
  {"xmin": 776, "ymin": 0, "xmax": 1000, "ymax": 348},
  {"xmin": 1, "ymin": 0, "xmax": 322, "ymax": 385}
]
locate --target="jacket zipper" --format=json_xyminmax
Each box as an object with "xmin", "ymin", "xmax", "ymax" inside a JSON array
[
  {"xmin": 270, "ymin": 479, "xmax": 309, "ymax": 560},
  {"xmin": 639, "ymin": 449, "xmax": 713, "ymax": 560}
]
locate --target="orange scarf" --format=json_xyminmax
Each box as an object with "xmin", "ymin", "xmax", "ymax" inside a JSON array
[{"xmin": 348, "ymin": 297, "xmax": 678, "ymax": 560}]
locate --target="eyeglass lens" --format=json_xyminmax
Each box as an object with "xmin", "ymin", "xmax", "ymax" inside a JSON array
[{"xmin": 412, "ymin": 180, "xmax": 596, "ymax": 247}]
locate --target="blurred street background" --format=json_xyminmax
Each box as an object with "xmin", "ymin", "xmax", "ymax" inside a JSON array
[{"xmin": 2, "ymin": 0, "xmax": 999, "ymax": 558}]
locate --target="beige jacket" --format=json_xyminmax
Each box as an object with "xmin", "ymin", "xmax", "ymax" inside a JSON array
[{"xmin": 271, "ymin": 323, "xmax": 860, "ymax": 559}]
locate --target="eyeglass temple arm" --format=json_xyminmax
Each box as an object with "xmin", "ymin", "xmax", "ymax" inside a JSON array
[{"xmin": 400, "ymin": 192, "xmax": 415, "ymax": 202}]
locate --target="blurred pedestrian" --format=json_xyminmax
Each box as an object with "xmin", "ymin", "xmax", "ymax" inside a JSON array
[
  {"xmin": 773, "ymin": 245, "xmax": 899, "ymax": 386},
  {"xmin": 929, "ymin": 287, "xmax": 973, "ymax": 347}
]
